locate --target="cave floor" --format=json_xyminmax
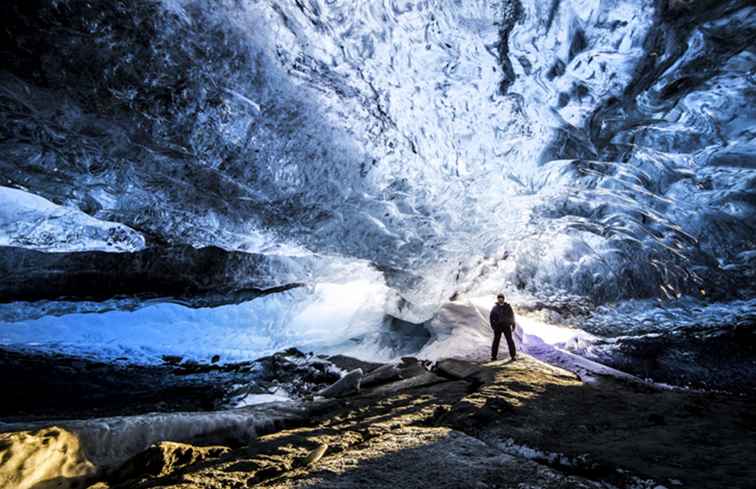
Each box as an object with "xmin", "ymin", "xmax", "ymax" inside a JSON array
[
  {"xmin": 103, "ymin": 355, "xmax": 756, "ymax": 489},
  {"xmin": 0, "ymin": 348, "xmax": 255, "ymax": 421}
]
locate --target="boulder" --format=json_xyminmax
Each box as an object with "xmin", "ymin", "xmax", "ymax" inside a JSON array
[
  {"xmin": 326, "ymin": 355, "xmax": 383, "ymax": 373},
  {"xmin": 0, "ymin": 427, "xmax": 96, "ymax": 489},
  {"xmin": 317, "ymin": 369, "xmax": 363, "ymax": 398},
  {"xmin": 368, "ymin": 372, "xmax": 447, "ymax": 395},
  {"xmin": 113, "ymin": 441, "xmax": 230, "ymax": 482},
  {"xmin": 161, "ymin": 355, "xmax": 183, "ymax": 366},
  {"xmin": 394, "ymin": 357, "xmax": 431, "ymax": 380},
  {"xmin": 434, "ymin": 358, "xmax": 483, "ymax": 381},
  {"xmin": 361, "ymin": 363, "xmax": 401, "ymax": 388},
  {"xmin": 255, "ymin": 350, "xmax": 342, "ymax": 397},
  {"xmin": 398, "ymin": 362, "xmax": 430, "ymax": 379}
]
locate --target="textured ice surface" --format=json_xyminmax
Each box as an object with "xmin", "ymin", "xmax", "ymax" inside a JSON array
[
  {"xmin": 0, "ymin": 186, "xmax": 145, "ymax": 252},
  {"xmin": 0, "ymin": 1, "xmax": 754, "ymax": 361},
  {"xmin": 0, "ymin": 264, "xmax": 395, "ymax": 364}
]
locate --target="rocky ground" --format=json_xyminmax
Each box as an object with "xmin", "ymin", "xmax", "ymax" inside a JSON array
[
  {"xmin": 3, "ymin": 353, "xmax": 755, "ymax": 489},
  {"xmin": 0, "ymin": 347, "xmax": 349, "ymax": 421}
]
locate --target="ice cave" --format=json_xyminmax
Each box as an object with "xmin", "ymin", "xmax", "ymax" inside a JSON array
[{"xmin": 0, "ymin": 1, "xmax": 754, "ymax": 488}]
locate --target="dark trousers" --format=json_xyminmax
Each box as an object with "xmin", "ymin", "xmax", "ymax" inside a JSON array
[{"xmin": 492, "ymin": 326, "xmax": 516, "ymax": 361}]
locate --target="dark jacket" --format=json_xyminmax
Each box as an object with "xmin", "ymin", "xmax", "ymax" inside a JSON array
[{"xmin": 490, "ymin": 303, "xmax": 515, "ymax": 330}]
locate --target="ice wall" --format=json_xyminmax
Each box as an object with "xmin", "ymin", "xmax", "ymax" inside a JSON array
[{"xmin": 0, "ymin": 0, "xmax": 754, "ymax": 351}]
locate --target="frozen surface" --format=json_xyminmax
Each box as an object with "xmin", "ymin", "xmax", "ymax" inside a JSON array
[
  {"xmin": 235, "ymin": 391, "xmax": 293, "ymax": 408},
  {"xmin": 0, "ymin": 186, "xmax": 145, "ymax": 252},
  {"xmin": 2, "ymin": 1, "xmax": 753, "ymax": 305},
  {"xmin": 0, "ymin": 0, "xmax": 754, "ymax": 362},
  {"xmin": 0, "ymin": 265, "xmax": 394, "ymax": 364}
]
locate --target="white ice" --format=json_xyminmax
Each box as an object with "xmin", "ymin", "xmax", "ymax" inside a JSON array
[
  {"xmin": 0, "ymin": 264, "xmax": 394, "ymax": 364},
  {"xmin": 0, "ymin": 186, "xmax": 145, "ymax": 253}
]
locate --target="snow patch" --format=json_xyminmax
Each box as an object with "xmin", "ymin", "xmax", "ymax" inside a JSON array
[{"xmin": 0, "ymin": 186, "xmax": 145, "ymax": 252}]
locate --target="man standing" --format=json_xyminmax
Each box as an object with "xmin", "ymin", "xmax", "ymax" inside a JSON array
[{"xmin": 490, "ymin": 293, "xmax": 517, "ymax": 361}]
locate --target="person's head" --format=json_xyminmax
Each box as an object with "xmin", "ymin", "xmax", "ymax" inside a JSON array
[{"xmin": 496, "ymin": 293, "xmax": 505, "ymax": 304}]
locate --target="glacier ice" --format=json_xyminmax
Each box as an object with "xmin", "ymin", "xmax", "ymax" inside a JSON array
[
  {"xmin": 0, "ymin": 263, "xmax": 396, "ymax": 363},
  {"xmin": 0, "ymin": 186, "xmax": 145, "ymax": 252},
  {"xmin": 0, "ymin": 0, "xmax": 754, "ymax": 363}
]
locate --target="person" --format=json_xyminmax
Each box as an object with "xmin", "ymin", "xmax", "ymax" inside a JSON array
[{"xmin": 489, "ymin": 293, "xmax": 517, "ymax": 361}]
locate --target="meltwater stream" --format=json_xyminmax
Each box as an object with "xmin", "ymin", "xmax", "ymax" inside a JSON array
[{"xmin": 0, "ymin": 0, "xmax": 754, "ymax": 387}]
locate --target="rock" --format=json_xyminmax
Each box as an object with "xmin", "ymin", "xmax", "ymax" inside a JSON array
[
  {"xmin": 277, "ymin": 347, "xmax": 306, "ymax": 358},
  {"xmin": 648, "ymin": 414, "xmax": 666, "ymax": 426},
  {"xmin": 395, "ymin": 357, "xmax": 430, "ymax": 380},
  {"xmin": 398, "ymin": 363, "xmax": 429, "ymax": 379},
  {"xmin": 361, "ymin": 363, "xmax": 401, "ymax": 388},
  {"xmin": 0, "ymin": 426, "xmax": 96, "ymax": 489},
  {"xmin": 226, "ymin": 382, "xmax": 269, "ymax": 402},
  {"xmin": 317, "ymin": 368, "xmax": 363, "ymax": 398},
  {"xmin": 161, "ymin": 355, "xmax": 183, "ymax": 366},
  {"xmin": 113, "ymin": 441, "xmax": 230, "ymax": 482},
  {"xmin": 326, "ymin": 354, "xmax": 383, "ymax": 373},
  {"xmin": 368, "ymin": 372, "xmax": 447, "ymax": 395},
  {"xmin": 0, "ymin": 245, "xmax": 303, "ymax": 307},
  {"xmin": 277, "ymin": 427, "xmax": 604, "ymax": 488},
  {"xmin": 304, "ymin": 443, "xmax": 328, "ymax": 466},
  {"xmin": 255, "ymin": 350, "xmax": 342, "ymax": 398},
  {"xmin": 434, "ymin": 358, "xmax": 483, "ymax": 380}
]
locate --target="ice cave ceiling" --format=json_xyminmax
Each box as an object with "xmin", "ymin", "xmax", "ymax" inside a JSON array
[{"xmin": 0, "ymin": 0, "xmax": 754, "ymax": 360}]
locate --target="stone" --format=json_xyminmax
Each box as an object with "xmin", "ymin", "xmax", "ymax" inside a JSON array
[
  {"xmin": 0, "ymin": 427, "xmax": 96, "ymax": 489},
  {"xmin": 326, "ymin": 355, "xmax": 383, "ymax": 373},
  {"xmin": 398, "ymin": 364, "xmax": 429, "ymax": 379},
  {"xmin": 161, "ymin": 355, "xmax": 183, "ymax": 365},
  {"xmin": 304, "ymin": 443, "xmax": 328, "ymax": 466},
  {"xmin": 317, "ymin": 368, "xmax": 363, "ymax": 398},
  {"xmin": 113, "ymin": 441, "xmax": 230, "ymax": 481},
  {"xmin": 368, "ymin": 372, "xmax": 447, "ymax": 395},
  {"xmin": 434, "ymin": 358, "xmax": 483, "ymax": 380},
  {"xmin": 276, "ymin": 427, "xmax": 605, "ymax": 489},
  {"xmin": 361, "ymin": 363, "xmax": 401, "ymax": 388}
]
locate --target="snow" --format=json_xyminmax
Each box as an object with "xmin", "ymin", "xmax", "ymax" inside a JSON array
[
  {"xmin": 235, "ymin": 390, "xmax": 293, "ymax": 407},
  {"xmin": 0, "ymin": 186, "xmax": 145, "ymax": 252}
]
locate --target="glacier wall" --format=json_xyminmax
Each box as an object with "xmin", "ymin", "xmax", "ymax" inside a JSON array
[{"xmin": 0, "ymin": 0, "xmax": 754, "ymax": 360}]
